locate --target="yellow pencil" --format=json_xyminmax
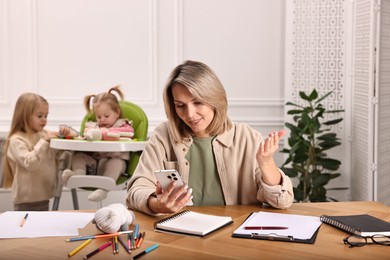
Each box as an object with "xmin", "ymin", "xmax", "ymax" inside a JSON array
[{"xmin": 68, "ymin": 239, "xmax": 92, "ymax": 257}]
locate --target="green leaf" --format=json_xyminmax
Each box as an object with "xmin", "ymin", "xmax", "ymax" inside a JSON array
[
  {"xmin": 323, "ymin": 118, "xmax": 343, "ymax": 125},
  {"xmin": 325, "ymin": 109, "xmax": 345, "ymax": 113},
  {"xmin": 317, "ymin": 158, "xmax": 341, "ymax": 170},
  {"xmin": 287, "ymin": 109, "xmax": 304, "ymax": 115},
  {"xmin": 286, "ymin": 101, "xmax": 303, "ymax": 108},
  {"xmin": 315, "ymin": 91, "xmax": 332, "ymax": 104},
  {"xmin": 309, "ymin": 89, "xmax": 318, "ymax": 100},
  {"xmin": 312, "ymin": 174, "xmax": 331, "ymax": 187}
]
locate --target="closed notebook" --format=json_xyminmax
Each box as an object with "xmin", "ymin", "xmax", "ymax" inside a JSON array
[
  {"xmin": 154, "ymin": 210, "xmax": 233, "ymax": 237},
  {"xmin": 320, "ymin": 214, "xmax": 390, "ymax": 237}
]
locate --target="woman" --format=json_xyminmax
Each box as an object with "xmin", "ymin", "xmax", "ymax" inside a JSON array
[{"xmin": 127, "ymin": 60, "xmax": 294, "ymax": 215}]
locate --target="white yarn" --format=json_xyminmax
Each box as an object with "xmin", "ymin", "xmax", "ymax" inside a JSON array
[{"xmin": 93, "ymin": 203, "xmax": 135, "ymax": 233}]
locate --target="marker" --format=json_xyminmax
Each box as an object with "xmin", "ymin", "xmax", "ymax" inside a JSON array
[
  {"xmin": 133, "ymin": 243, "xmax": 159, "ymax": 259},
  {"xmin": 244, "ymin": 226, "xmax": 288, "ymax": 230},
  {"xmin": 20, "ymin": 213, "xmax": 29, "ymax": 227}
]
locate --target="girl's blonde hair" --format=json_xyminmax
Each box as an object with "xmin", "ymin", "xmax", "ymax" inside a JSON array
[
  {"xmin": 1, "ymin": 93, "xmax": 48, "ymax": 188},
  {"xmin": 84, "ymin": 85, "xmax": 124, "ymax": 116},
  {"xmin": 163, "ymin": 60, "xmax": 232, "ymax": 142}
]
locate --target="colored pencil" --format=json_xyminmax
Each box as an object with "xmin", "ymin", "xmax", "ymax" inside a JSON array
[
  {"xmin": 133, "ymin": 243, "xmax": 159, "ymax": 259},
  {"xmin": 68, "ymin": 239, "xmax": 92, "ymax": 257},
  {"xmin": 20, "ymin": 213, "xmax": 29, "ymax": 227},
  {"xmin": 117, "ymin": 236, "xmax": 130, "ymax": 253},
  {"xmin": 83, "ymin": 241, "xmax": 112, "ymax": 259},
  {"xmin": 66, "ymin": 230, "xmax": 133, "ymax": 242}
]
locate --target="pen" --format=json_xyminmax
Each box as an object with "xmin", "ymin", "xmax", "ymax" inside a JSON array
[
  {"xmin": 66, "ymin": 230, "xmax": 133, "ymax": 242},
  {"xmin": 244, "ymin": 226, "xmax": 289, "ymax": 230},
  {"xmin": 20, "ymin": 213, "xmax": 29, "ymax": 227},
  {"xmin": 83, "ymin": 241, "xmax": 112, "ymax": 259},
  {"xmin": 68, "ymin": 239, "xmax": 92, "ymax": 257},
  {"xmin": 133, "ymin": 243, "xmax": 159, "ymax": 259}
]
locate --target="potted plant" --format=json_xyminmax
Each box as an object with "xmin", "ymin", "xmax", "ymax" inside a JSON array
[{"xmin": 281, "ymin": 89, "xmax": 345, "ymax": 202}]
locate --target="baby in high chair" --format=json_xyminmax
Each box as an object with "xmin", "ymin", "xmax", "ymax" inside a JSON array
[{"xmin": 59, "ymin": 85, "xmax": 134, "ymax": 202}]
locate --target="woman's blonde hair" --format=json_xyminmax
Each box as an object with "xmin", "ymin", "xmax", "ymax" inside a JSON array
[
  {"xmin": 84, "ymin": 85, "xmax": 124, "ymax": 116},
  {"xmin": 163, "ymin": 60, "xmax": 232, "ymax": 142},
  {"xmin": 1, "ymin": 93, "xmax": 48, "ymax": 188}
]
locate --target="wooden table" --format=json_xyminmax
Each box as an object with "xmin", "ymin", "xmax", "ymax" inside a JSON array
[{"xmin": 0, "ymin": 201, "xmax": 389, "ymax": 259}]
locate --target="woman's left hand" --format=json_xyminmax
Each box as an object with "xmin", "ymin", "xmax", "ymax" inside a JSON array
[
  {"xmin": 256, "ymin": 130, "xmax": 285, "ymax": 186},
  {"xmin": 256, "ymin": 130, "xmax": 285, "ymax": 163}
]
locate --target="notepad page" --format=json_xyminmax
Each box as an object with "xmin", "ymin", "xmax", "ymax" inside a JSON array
[
  {"xmin": 233, "ymin": 212, "xmax": 321, "ymax": 240},
  {"xmin": 156, "ymin": 211, "xmax": 232, "ymax": 236}
]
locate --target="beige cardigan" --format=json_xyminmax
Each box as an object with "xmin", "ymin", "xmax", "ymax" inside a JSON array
[
  {"xmin": 126, "ymin": 122, "xmax": 294, "ymax": 215},
  {"xmin": 7, "ymin": 132, "xmax": 58, "ymax": 204}
]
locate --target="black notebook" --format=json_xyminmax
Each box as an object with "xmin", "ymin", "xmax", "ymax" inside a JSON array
[
  {"xmin": 320, "ymin": 214, "xmax": 390, "ymax": 237},
  {"xmin": 154, "ymin": 210, "xmax": 233, "ymax": 237},
  {"xmin": 232, "ymin": 212, "xmax": 322, "ymax": 244}
]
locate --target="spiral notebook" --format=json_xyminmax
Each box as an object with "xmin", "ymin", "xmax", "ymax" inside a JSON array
[
  {"xmin": 154, "ymin": 210, "xmax": 233, "ymax": 237},
  {"xmin": 320, "ymin": 214, "xmax": 390, "ymax": 237}
]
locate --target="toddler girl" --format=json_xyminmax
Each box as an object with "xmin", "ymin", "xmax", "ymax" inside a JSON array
[{"xmin": 60, "ymin": 86, "xmax": 134, "ymax": 202}]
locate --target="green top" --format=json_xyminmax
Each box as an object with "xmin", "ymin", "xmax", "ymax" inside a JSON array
[{"xmin": 186, "ymin": 136, "xmax": 225, "ymax": 206}]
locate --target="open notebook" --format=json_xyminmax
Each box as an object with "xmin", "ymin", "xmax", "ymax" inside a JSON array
[{"xmin": 154, "ymin": 210, "xmax": 233, "ymax": 237}]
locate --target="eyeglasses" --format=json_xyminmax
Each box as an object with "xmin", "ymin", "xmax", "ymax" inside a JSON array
[{"xmin": 343, "ymin": 234, "xmax": 390, "ymax": 248}]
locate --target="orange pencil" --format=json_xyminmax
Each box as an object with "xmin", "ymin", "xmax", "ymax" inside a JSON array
[
  {"xmin": 66, "ymin": 230, "xmax": 133, "ymax": 242},
  {"xmin": 136, "ymin": 232, "xmax": 145, "ymax": 248}
]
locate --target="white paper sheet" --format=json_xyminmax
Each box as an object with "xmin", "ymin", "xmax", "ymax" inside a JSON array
[
  {"xmin": 0, "ymin": 211, "xmax": 94, "ymax": 238},
  {"xmin": 233, "ymin": 211, "xmax": 322, "ymax": 240}
]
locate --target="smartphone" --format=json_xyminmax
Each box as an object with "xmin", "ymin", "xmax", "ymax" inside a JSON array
[{"xmin": 154, "ymin": 169, "xmax": 185, "ymax": 192}]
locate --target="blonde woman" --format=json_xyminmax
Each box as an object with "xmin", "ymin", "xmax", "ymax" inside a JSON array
[{"xmin": 127, "ymin": 60, "xmax": 294, "ymax": 215}]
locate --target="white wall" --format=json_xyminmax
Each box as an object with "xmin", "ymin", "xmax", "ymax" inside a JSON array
[
  {"xmin": 0, "ymin": 0, "xmax": 288, "ymax": 211},
  {"xmin": 1, "ymin": 0, "xmax": 286, "ymax": 136}
]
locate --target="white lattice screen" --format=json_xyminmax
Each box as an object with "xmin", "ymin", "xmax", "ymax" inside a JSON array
[
  {"xmin": 351, "ymin": 0, "xmax": 376, "ymax": 201},
  {"xmin": 376, "ymin": 0, "xmax": 390, "ymax": 205},
  {"xmin": 286, "ymin": 0, "xmax": 390, "ymax": 204},
  {"xmin": 285, "ymin": 0, "xmax": 349, "ymax": 201},
  {"xmin": 351, "ymin": 0, "xmax": 390, "ymax": 205}
]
